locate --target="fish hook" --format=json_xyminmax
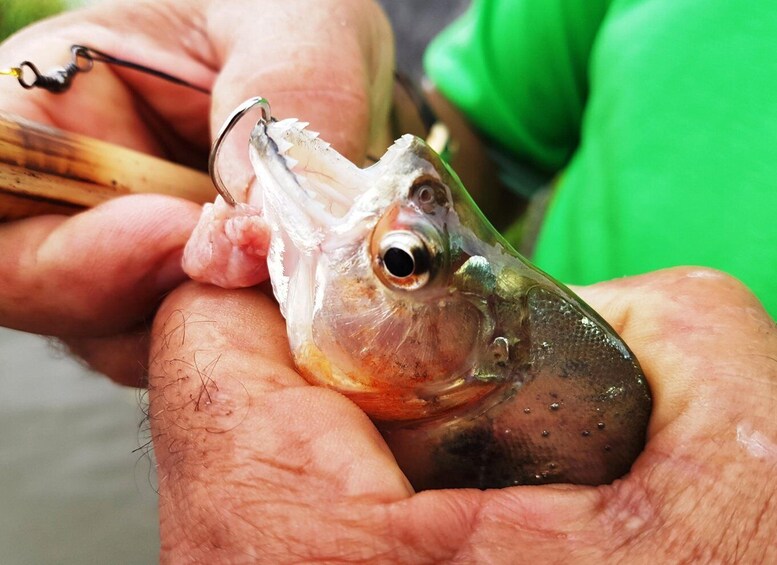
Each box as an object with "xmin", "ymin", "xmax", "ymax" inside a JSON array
[{"xmin": 208, "ymin": 96, "xmax": 272, "ymax": 206}]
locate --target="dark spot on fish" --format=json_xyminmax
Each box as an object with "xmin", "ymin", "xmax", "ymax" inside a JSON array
[
  {"xmin": 429, "ymin": 420, "xmax": 537, "ymax": 489},
  {"xmin": 541, "ymin": 430, "xmax": 550, "ymax": 437},
  {"xmin": 549, "ymin": 402, "xmax": 560, "ymax": 411},
  {"xmin": 582, "ymin": 430, "xmax": 591, "ymax": 437}
]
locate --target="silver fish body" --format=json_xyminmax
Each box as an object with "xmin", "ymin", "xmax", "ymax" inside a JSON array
[{"xmin": 249, "ymin": 118, "xmax": 651, "ymax": 490}]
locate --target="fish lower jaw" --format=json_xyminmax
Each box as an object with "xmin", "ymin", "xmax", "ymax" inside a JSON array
[
  {"xmin": 294, "ymin": 341, "xmax": 501, "ymax": 422},
  {"xmin": 346, "ymin": 382, "xmax": 502, "ymax": 422}
]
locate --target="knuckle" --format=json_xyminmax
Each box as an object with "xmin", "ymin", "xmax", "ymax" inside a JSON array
[{"xmin": 650, "ymin": 266, "xmax": 766, "ymax": 315}]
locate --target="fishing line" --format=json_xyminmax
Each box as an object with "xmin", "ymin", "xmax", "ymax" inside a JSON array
[{"xmin": 0, "ymin": 44, "xmax": 210, "ymax": 94}]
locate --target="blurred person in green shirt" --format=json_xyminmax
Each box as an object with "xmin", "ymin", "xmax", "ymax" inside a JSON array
[{"xmin": 425, "ymin": 0, "xmax": 777, "ymax": 318}]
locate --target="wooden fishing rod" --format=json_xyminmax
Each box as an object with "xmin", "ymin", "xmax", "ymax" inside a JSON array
[
  {"xmin": 0, "ymin": 45, "xmax": 215, "ymax": 221},
  {"xmin": 0, "ymin": 111, "xmax": 215, "ymax": 222}
]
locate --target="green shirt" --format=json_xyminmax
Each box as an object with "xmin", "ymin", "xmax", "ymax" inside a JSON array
[{"xmin": 425, "ymin": 0, "xmax": 777, "ymax": 318}]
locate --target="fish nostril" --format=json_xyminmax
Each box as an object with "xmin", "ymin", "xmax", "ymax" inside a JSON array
[{"xmin": 417, "ymin": 185, "xmax": 435, "ymax": 205}]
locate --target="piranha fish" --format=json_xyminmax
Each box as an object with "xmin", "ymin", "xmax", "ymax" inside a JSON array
[{"xmin": 184, "ymin": 108, "xmax": 652, "ymax": 490}]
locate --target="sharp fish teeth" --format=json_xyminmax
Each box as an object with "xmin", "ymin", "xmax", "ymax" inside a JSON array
[
  {"xmin": 275, "ymin": 138, "xmax": 294, "ymax": 154},
  {"xmin": 274, "ymin": 117, "xmax": 298, "ymax": 131}
]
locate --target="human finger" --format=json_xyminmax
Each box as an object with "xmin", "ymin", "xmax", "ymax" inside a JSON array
[
  {"xmin": 0, "ymin": 0, "xmax": 394, "ymax": 169},
  {"xmin": 205, "ymin": 0, "xmax": 394, "ymax": 194},
  {"xmin": 0, "ymin": 194, "xmax": 201, "ymax": 336},
  {"xmin": 573, "ymin": 267, "xmax": 777, "ymax": 436},
  {"xmin": 146, "ymin": 268, "xmax": 777, "ymax": 562},
  {"xmin": 61, "ymin": 328, "xmax": 150, "ymax": 387},
  {"xmin": 0, "ymin": 1, "xmax": 214, "ymax": 160}
]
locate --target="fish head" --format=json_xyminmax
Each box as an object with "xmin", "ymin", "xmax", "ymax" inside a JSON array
[
  {"xmin": 249, "ymin": 119, "xmax": 510, "ymax": 419},
  {"xmin": 248, "ymin": 118, "xmax": 650, "ymax": 448}
]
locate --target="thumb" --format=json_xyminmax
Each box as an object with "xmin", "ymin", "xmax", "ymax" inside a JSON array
[
  {"xmin": 405, "ymin": 268, "xmax": 777, "ymax": 562},
  {"xmin": 148, "ymin": 283, "xmax": 412, "ymax": 561},
  {"xmin": 0, "ymin": 194, "xmax": 201, "ymax": 336}
]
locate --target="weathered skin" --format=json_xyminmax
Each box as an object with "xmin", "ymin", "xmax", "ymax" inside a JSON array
[
  {"xmin": 183, "ymin": 197, "xmax": 271, "ymax": 289},
  {"xmin": 242, "ymin": 117, "xmax": 652, "ymax": 490}
]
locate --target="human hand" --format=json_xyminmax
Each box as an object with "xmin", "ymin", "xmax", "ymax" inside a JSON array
[
  {"xmin": 0, "ymin": 0, "xmax": 393, "ymax": 385},
  {"xmin": 147, "ymin": 268, "xmax": 776, "ymax": 562}
]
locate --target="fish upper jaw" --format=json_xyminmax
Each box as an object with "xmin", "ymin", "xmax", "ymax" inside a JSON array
[
  {"xmin": 249, "ymin": 121, "xmax": 434, "ymax": 237},
  {"xmin": 248, "ymin": 118, "xmax": 381, "ymax": 243}
]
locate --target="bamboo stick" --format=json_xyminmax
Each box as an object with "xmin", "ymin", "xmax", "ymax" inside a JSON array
[{"xmin": 0, "ymin": 111, "xmax": 215, "ymax": 222}]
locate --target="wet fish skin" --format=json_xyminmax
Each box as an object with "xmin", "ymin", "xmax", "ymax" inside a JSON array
[{"xmin": 248, "ymin": 119, "xmax": 652, "ymax": 490}]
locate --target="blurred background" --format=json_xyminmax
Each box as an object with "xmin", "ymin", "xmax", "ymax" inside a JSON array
[{"xmin": 0, "ymin": 0, "xmax": 468, "ymax": 562}]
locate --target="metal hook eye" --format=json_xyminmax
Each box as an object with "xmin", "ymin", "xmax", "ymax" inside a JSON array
[
  {"xmin": 70, "ymin": 45, "xmax": 95, "ymax": 72},
  {"xmin": 208, "ymin": 96, "xmax": 272, "ymax": 206},
  {"xmin": 17, "ymin": 62, "xmax": 43, "ymax": 89}
]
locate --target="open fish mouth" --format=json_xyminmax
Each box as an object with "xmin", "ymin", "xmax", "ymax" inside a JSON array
[
  {"xmin": 248, "ymin": 118, "xmax": 425, "ymax": 245},
  {"xmin": 249, "ymin": 118, "xmax": 370, "ymax": 243},
  {"xmin": 246, "ymin": 117, "xmax": 392, "ymax": 319}
]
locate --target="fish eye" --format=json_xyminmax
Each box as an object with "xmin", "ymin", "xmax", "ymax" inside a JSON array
[{"xmin": 376, "ymin": 231, "xmax": 431, "ymax": 289}]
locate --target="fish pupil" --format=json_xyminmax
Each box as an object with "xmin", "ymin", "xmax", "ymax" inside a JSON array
[{"xmin": 384, "ymin": 247, "xmax": 415, "ymax": 278}]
